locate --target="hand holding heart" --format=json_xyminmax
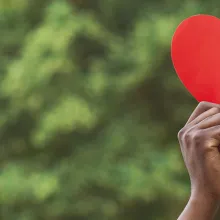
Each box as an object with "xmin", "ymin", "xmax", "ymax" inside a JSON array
[{"xmin": 172, "ymin": 16, "xmax": 220, "ymax": 219}]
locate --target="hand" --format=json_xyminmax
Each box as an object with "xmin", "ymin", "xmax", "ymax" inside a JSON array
[
  {"xmin": 178, "ymin": 101, "xmax": 220, "ymax": 198},
  {"xmin": 178, "ymin": 101, "xmax": 220, "ymax": 220}
]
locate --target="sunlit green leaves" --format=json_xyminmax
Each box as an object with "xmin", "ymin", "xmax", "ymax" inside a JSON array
[{"xmin": 0, "ymin": 0, "xmax": 213, "ymax": 219}]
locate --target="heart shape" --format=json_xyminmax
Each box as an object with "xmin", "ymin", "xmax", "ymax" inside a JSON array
[{"xmin": 171, "ymin": 14, "xmax": 220, "ymax": 104}]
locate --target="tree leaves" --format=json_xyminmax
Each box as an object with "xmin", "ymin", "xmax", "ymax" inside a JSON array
[{"xmin": 0, "ymin": 0, "xmax": 211, "ymax": 219}]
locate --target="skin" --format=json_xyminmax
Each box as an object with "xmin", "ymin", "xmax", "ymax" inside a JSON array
[{"xmin": 178, "ymin": 101, "xmax": 220, "ymax": 220}]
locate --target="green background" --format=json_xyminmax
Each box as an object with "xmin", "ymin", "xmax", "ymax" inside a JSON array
[{"xmin": 0, "ymin": 0, "xmax": 218, "ymax": 219}]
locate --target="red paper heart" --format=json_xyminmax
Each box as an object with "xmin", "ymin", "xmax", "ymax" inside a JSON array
[{"xmin": 171, "ymin": 14, "xmax": 220, "ymax": 104}]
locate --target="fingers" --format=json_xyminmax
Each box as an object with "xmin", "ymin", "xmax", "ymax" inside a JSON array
[
  {"xmin": 186, "ymin": 101, "xmax": 220, "ymax": 125},
  {"xmin": 179, "ymin": 102, "xmax": 220, "ymax": 149},
  {"xmin": 203, "ymin": 125, "xmax": 220, "ymax": 146},
  {"xmin": 187, "ymin": 107, "xmax": 220, "ymax": 127},
  {"xmin": 179, "ymin": 125, "xmax": 220, "ymax": 150},
  {"xmin": 198, "ymin": 113, "xmax": 220, "ymax": 129}
]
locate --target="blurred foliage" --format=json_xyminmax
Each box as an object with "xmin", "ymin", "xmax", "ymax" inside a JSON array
[{"xmin": 0, "ymin": 0, "xmax": 218, "ymax": 219}]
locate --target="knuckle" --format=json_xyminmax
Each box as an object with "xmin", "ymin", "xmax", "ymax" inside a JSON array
[
  {"xmin": 191, "ymin": 130, "xmax": 202, "ymax": 144},
  {"xmin": 178, "ymin": 128, "xmax": 185, "ymax": 140},
  {"xmin": 178, "ymin": 129, "xmax": 191, "ymax": 147},
  {"xmin": 198, "ymin": 101, "xmax": 209, "ymax": 108},
  {"xmin": 178, "ymin": 127, "xmax": 203, "ymax": 146},
  {"xmin": 205, "ymin": 138, "xmax": 219, "ymax": 148},
  {"xmin": 183, "ymin": 132, "xmax": 191, "ymax": 145},
  {"xmin": 183, "ymin": 131, "xmax": 190, "ymax": 140}
]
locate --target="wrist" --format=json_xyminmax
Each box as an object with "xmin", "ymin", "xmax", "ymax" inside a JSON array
[
  {"xmin": 178, "ymin": 192, "xmax": 219, "ymax": 220},
  {"xmin": 178, "ymin": 190, "xmax": 220, "ymax": 220},
  {"xmin": 189, "ymin": 191, "xmax": 219, "ymax": 218},
  {"xmin": 191, "ymin": 189, "xmax": 220, "ymax": 205}
]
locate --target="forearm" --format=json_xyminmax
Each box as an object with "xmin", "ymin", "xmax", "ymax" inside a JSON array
[{"xmin": 178, "ymin": 193, "xmax": 219, "ymax": 220}]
